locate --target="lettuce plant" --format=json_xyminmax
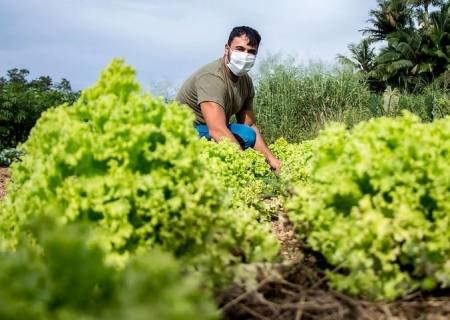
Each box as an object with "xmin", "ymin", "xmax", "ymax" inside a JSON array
[
  {"xmin": 286, "ymin": 111, "xmax": 450, "ymax": 301},
  {"xmin": 0, "ymin": 215, "xmax": 219, "ymax": 320},
  {"xmin": 0, "ymin": 59, "xmax": 278, "ymax": 277}
]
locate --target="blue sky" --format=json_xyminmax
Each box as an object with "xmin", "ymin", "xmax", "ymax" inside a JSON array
[{"xmin": 1, "ymin": 0, "xmax": 375, "ymax": 92}]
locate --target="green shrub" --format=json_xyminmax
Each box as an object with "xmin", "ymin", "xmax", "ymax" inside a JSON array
[{"xmin": 0, "ymin": 72, "xmax": 79, "ymax": 150}]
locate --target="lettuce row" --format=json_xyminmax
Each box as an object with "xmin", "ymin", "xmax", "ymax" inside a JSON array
[
  {"xmin": 286, "ymin": 111, "xmax": 450, "ymax": 301},
  {"xmin": 0, "ymin": 215, "xmax": 219, "ymax": 320},
  {"xmin": 269, "ymin": 137, "xmax": 314, "ymax": 185},
  {"xmin": 199, "ymin": 139, "xmax": 275, "ymax": 208},
  {"xmin": 0, "ymin": 59, "xmax": 279, "ymax": 277}
]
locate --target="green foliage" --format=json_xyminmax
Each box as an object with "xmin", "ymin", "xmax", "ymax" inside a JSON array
[
  {"xmin": 0, "ymin": 69, "xmax": 80, "ymax": 150},
  {"xmin": 286, "ymin": 111, "xmax": 450, "ymax": 301},
  {"xmin": 388, "ymin": 86, "xmax": 450, "ymax": 123},
  {"xmin": 254, "ymin": 54, "xmax": 372, "ymax": 144},
  {"xmin": 383, "ymin": 85, "xmax": 400, "ymax": 116},
  {"xmin": 199, "ymin": 138, "xmax": 275, "ymax": 204},
  {"xmin": 367, "ymin": 94, "xmax": 382, "ymax": 117},
  {"xmin": 0, "ymin": 148, "xmax": 26, "ymax": 166},
  {"xmin": 433, "ymin": 96, "xmax": 450, "ymax": 119},
  {"xmin": 366, "ymin": 86, "xmax": 402, "ymax": 118},
  {"xmin": 269, "ymin": 137, "xmax": 313, "ymax": 185},
  {"xmin": 0, "ymin": 215, "xmax": 219, "ymax": 320},
  {"xmin": 0, "ymin": 59, "xmax": 278, "ymax": 283},
  {"xmin": 356, "ymin": 0, "xmax": 450, "ymax": 92},
  {"xmin": 336, "ymin": 39, "xmax": 376, "ymax": 74},
  {"xmin": 198, "ymin": 138, "xmax": 285, "ymax": 223},
  {"xmin": 186, "ymin": 139, "xmax": 281, "ymax": 274}
]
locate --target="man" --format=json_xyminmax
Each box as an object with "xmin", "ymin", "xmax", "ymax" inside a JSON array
[{"xmin": 176, "ymin": 26, "xmax": 281, "ymax": 173}]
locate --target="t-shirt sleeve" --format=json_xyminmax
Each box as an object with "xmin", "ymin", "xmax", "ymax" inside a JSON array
[{"xmin": 196, "ymin": 73, "xmax": 227, "ymax": 109}]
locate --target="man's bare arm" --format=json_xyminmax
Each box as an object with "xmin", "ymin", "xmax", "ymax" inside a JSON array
[
  {"xmin": 200, "ymin": 101, "xmax": 242, "ymax": 148},
  {"xmin": 236, "ymin": 109, "xmax": 281, "ymax": 173}
]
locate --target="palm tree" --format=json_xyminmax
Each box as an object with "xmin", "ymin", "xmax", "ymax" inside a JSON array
[
  {"xmin": 423, "ymin": 1, "xmax": 450, "ymax": 77},
  {"xmin": 336, "ymin": 39, "xmax": 376, "ymax": 74},
  {"xmin": 361, "ymin": 0, "xmax": 415, "ymax": 42},
  {"xmin": 374, "ymin": 30, "xmax": 430, "ymax": 90},
  {"xmin": 407, "ymin": 0, "xmax": 444, "ymax": 28},
  {"xmin": 430, "ymin": 0, "xmax": 450, "ymax": 30}
]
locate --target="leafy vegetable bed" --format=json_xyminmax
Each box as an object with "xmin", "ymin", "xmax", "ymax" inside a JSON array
[
  {"xmin": 217, "ymin": 214, "xmax": 450, "ymax": 319},
  {"xmin": 1, "ymin": 174, "xmax": 449, "ymax": 319},
  {"xmin": 3, "ymin": 58, "xmax": 450, "ymax": 320}
]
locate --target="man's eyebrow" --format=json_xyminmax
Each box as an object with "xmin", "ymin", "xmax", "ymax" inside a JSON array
[{"xmin": 235, "ymin": 45, "xmax": 257, "ymax": 52}]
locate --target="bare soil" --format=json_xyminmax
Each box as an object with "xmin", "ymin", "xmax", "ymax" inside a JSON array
[
  {"xmin": 1, "ymin": 167, "xmax": 449, "ymax": 319},
  {"xmin": 0, "ymin": 167, "xmax": 11, "ymax": 200},
  {"xmin": 270, "ymin": 218, "xmax": 300, "ymax": 262}
]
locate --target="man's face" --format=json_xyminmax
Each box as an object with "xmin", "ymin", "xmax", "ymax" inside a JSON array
[{"xmin": 225, "ymin": 34, "xmax": 258, "ymax": 60}]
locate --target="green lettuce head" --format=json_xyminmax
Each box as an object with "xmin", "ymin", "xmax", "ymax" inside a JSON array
[{"xmin": 1, "ymin": 59, "xmax": 278, "ymax": 271}]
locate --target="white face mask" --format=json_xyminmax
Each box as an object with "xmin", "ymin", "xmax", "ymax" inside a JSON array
[{"xmin": 226, "ymin": 48, "xmax": 256, "ymax": 76}]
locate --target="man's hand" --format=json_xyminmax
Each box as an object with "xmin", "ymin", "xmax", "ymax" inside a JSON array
[
  {"xmin": 267, "ymin": 157, "xmax": 281, "ymax": 175},
  {"xmin": 237, "ymin": 111, "xmax": 282, "ymax": 175}
]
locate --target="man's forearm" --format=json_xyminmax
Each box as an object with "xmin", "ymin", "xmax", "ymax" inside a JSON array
[{"xmin": 251, "ymin": 124, "xmax": 277, "ymax": 162}]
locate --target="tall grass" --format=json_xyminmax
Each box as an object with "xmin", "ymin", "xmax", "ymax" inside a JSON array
[{"xmin": 252, "ymin": 53, "xmax": 373, "ymax": 144}]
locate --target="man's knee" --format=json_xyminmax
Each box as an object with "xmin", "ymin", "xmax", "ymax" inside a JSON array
[
  {"xmin": 232, "ymin": 125, "xmax": 256, "ymax": 149},
  {"xmin": 245, "ymin": 128, "xmax": 256, "ymax": 149},
  {"xmin": 232, "ymin": 133, "xmax": 246, "ymax": 149}
]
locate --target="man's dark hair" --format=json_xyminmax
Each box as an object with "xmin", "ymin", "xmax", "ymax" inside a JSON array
[{"xmin": 227, "ymin": 26, "xmax": 261, "ymax": 47}]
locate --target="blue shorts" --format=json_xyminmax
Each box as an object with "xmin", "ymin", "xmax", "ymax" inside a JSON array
[{"xmin": 194, "ymin": 124, "xmax": 256, "ymax": 149}]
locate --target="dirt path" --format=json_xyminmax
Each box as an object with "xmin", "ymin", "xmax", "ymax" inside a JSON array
[{"xmin": 0, "ymin": 167, "xmax": 11, "ymax": 201}]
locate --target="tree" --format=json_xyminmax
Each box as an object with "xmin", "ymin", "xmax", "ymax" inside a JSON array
[
  {"xmin": 407, "ymin": 0, "xmax": 444, "ymax": 28},
  {"xmin": 0, "ymin": 69, "xmax": 80, "ymax": 150},
  {"xmin": 356, "ymin": 0, "xmax": 450, "ymax": 92},
  {"xmin": 361, "ymin": 0, "xmax": 415, "ymax": 42},
  {"xmin": 374, "ymin": 30, "xmax": 431, "ymax": 91},
  {"xmin": 421, "ymin": 1, "xmax": 450, "ymax": 87},
  {"xmin": 55, "ymin": 78, "xmax": 72, "ymax": 92},
  {"xmin": 6, "ymin": 68, "xmax": 29, "ymax": 86},
  {"xmin": 148, "ymin": 78, "xmax": 180, "ymax": 103},
  {"xmin": 336, "ymin": 39, "xmax": 377, "ymax": 73},
  {"xmin": 336, "ymin": 39, "xmax": 385, "ymax": 91},
  {"xmin": 29, "ymin": 76, "xmax": 53, "ymax": 92}
]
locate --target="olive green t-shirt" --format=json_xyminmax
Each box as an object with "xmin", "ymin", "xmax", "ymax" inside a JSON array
[{"xmin": 175, "ymin": 58, "xmax": 254, "ymax": 125}]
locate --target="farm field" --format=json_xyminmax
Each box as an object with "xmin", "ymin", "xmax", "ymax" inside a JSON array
[
  {"xmin": 2, "ymin": 58, "xmax": 450, "ymax": 319},
  {"xmin": 2, "ymin": 165, "xmax": 450, "ymax": 319}
]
